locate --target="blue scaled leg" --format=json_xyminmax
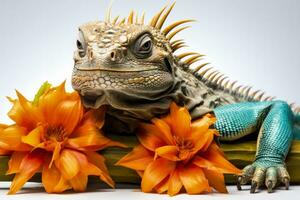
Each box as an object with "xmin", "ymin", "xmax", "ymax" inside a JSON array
[{"xmin": 213, "ymin": 100, "xmax": 294, "ymax": 193}]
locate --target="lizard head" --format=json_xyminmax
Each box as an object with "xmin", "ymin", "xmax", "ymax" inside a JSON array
[{"xmin": 71, "ymin": 3, "xmax": 207, "ymax": 127}]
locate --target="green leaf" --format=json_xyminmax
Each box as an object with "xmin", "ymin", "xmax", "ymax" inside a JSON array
[{"xmin": 32, "ymin": 81, "xmax": 52, "ymax": 105}]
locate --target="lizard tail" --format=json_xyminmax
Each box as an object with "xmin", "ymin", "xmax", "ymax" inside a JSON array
[{"xmin": 294, "ymin": 114, "xmax": 300, "ymax": 140}]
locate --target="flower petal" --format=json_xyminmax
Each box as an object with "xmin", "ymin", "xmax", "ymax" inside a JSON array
[
  {"xmin": 203, "ymin": 168, "xmax": 227, "ymax": 193},
  {"xmin": 137, "ymin": 123, "xmax": 166, "ymax": 151},
  {"xmin": 21, "ymin": 126, "xmax": 43, "ymax": 147},
  {"xmin": 155, "ymin": 176, "xmax": 169, "ymax": 194},
  {"xmin": 53, "ymin": 176, "xmax": 71, "ymax": 193},
  {"xmin": 170, "ymin": 102, "xmax": 191, "ymax": 138},
  {"xmin": 58, "ymin": 149, "xmax": 81, "ymax": 179},
  {"xmin": 202, "ymin": 143, "xmax": 241, "ymax": 174},
  {"xmin": 116, "ymin": 145, "xmax": 154, "ymax": 171},
  {"xmin": 155, "ymin": 145, "xmax": 179, "ymax": 161},
  {"xmin": 50, "ymin": 100, "xmax": 83, "ymax": 134},
  {"xmin": 42, "ymin": 162, "xmax": 62, "ymax": 193},
  {"xmin": 178, "ymin": 164, "xmax": 211, "ymax": 194},
  {"xmin": 190, "ymin": 114, "xmax": 216, "ymax": 141},
  {"xmin": 168, "ymin": 169, "xmax": 183, "ymax": 196},
  {"xmin": 141, "ymin": 158, "xmax": 175, "ymax": 193},
  {"xmin": 70, "ymin": 172, "xmax": 88, "ymax": 192},
  {"xmin": 7, "ymin": 152, "xmax": 27, "ymax": 175},
  {"xmin": 16, "ymin": 91, "xmax": 44, "ymax": 125},
  {"xmin": 38, "ymin": 81, "xmax": 66, "ymax": 118},
  {"xmin": 67, "ymin": 131, "xmax": 126, "ymax": 151},
  {"xmin": 0, "ymin": 126, "xmax": 30, "ymax": 151},
  {"xmin": 8, "ymin": 150, "xmax": 44, "ymax": 194},
  {"xmin": 87, "ymin": 152, "xmax": 115, "ymax": 188},
  {"xmin": 151, "ymin": 118, "xmax": 174, "ymax": 145}
]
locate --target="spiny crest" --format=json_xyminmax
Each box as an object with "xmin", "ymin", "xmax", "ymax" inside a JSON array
[
  {"xmin": 103, "ymin": 2, "xmax": 299, "ymax": 111},
  {"xmin": 104, "ymin": 2, "xmax": 195, "ymax": 51}
]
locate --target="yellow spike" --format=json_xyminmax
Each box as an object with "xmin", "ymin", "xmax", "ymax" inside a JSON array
[
  {"xmin": 177, "ymin": 52, "xmax": 198, "ymax": 59},
  {"xmin": 251, "ymin": 90, "xmax": 261, "ymax": 98},
  {"xmin": 106, "ymin": 3, "xmax": 112, "ymax": 23},
  {"xmin": 184, "ymin": 55, "xmax": 201, "ymax": 65},
  {"xmin": 187, "ymin": 58, "xmax": 202, "ymax": 65},
  {"xmin": 235, "ymin": 85, "xmax": 242, "ymax": 93},
  {"xmin": 172, "ymin": 43, "xmax": 187, "ymax": 52},
  {"xmin": 223, "ymin": 80, "xmax": 231, "ymax": 89},
  {"xmin": 127, "ymin": 10, "xmax": 134, "ymax": 24},
  {"xmin": 218, "ymin": 76, "xmax": 228, "ymax": 85},
  {"xmin": 135, "ymin": 11, "xmax": 139, "ymax": 24},
  {"xmin": 119, "ymin": 18, "xmax": 126, "ymax": 25},
  {"xmin": 213, "ymin": 74, "xmax": 224, "ymax": 84},
  {"xmin": 170, "ymin": 39, "xmax": 184, "ymax": 46},
  {"xmin": 112, "ymin": 15, "xmax": 119, "ymax": 25},
  {"xmin": 193, "ymin": 63, "xmax": 210, "ymax": 74},
  {"xmin": 140, "ymin": 11, "xmax": 145, "ymax": 24},
  {"xmin": 156, "ymin": 2, "xmax": 176, "ymax": 29},
  {"xmin": 199, "ymin": 67, "xmax": 213, "ymax": 77},
  {"xmin": 163, "ymin": 19, "xmax": 195, "ymax": 35},
  {"xmin": 167, "ymin": 26, "xmax": 190, "ymax": 40},
  {"xmin": 240, "ymin": 86, "xmax": 248, "ymax": 94},
  {"xmin": 245, "ymin": 87, "xmax": 252, "ymax": 96},
  {"xmin": 229, "ymin": 81, "xmax": 238, "ymax": 90},
  {"xmin": 207, "ymin": 71, "xmax": 220, "ymax": 81},
  {"xmin": 150, "ymin": 5, "xmax": 167, "ymax": 27},
  {"xmin": 256, "ymin": 92, "xmax": 265, "ymax": 101}
]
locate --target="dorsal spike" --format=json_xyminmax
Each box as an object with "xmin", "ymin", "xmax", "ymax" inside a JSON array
[
  {"xmin": 184, "ymin": 55, "xmax": 201, "ymax": 65},
  {"xmin": 256, "ymin": 92, "xmax": 265, "ymax": 101},
  {"xmin": 172, "ymin": 43, "xmax": 187, "ymax": 51},
  {"xmin": 251, "ymin": 90, "xmax": 262, "ymax": 98},
  {"xmin": 163, "ymin": 19, "xmax": 195, "ymax": 35},
  {"xmin": 223, "ymin": 80, "xmax": 231, "ymax": 89},
  {"xmin": 234, "ymin": 85, "xmax": 242, "ymax": 93},
  {"xmin": 149, "ymin": 5, "xmax": 167, "ymax": 27},
  {"xmin": 119, "ymin": 18, "xmax": 126, "ymax": 25},
  {"xmin": 112, "ymin": 16, "xmax": 119, "ymax": 25},
  {"xmin": 205, "ymin": 70, "xmax": 218, "ymax": 80},
  {"xmin": 213, "ymin": 74, "xmax": 224, "ymax": 83},
  {"xmin": 177, "ymin": 52, "xmax": 199, "ymax": 59},
  {"xmin": 193, "ymin": 63, "xmax": 210, "ymax": 74},
  {"xmin": 208, "ymin": 71, "xmax": 221, "ymax": 82},
  {"xmin": 199, "ymin": 67, "xmax": 213, "ymax": 76},
  {"xmin": 218, "ymin": 76, "xmax": 228, "ymax": 86},
  {"xmin": 105, "ymin": 4, "xmax": 112, "ymax": 23},
  {"xmin": 240, "ymin": 86, "xmax": 248, "ymax": 94},
  {"xmin": 156, "ymin": 2, "xmax": 176, "ymax": 29},
  {"xmin": 166, "ymin": 26, "xmax": 190, "ymax": 40},
  {"xmin": 170, "ymin": 39, "xmax": 184, "ymax": 46},
  {"xmin": 229, "ymin": 81, "xmax": 238, "ymax": 90},
  {"xmin": 135, "ymin": 11, "xmax": 139, "ymax": 24},
  {"xmin": 127, "ymin": 10, "xmax": 134, "ymax": 24},
  {"xmin": 245, "ymin": 87, "xmax": 252, "ymax": 96},
  {"xmin": 140, "ymin": 11, "xmax": 145, "ymax": 24}
]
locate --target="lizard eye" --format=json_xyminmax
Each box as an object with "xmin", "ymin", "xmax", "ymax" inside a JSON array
[
  {"xmin": 132, "ymin": 34, "xmax": 153, "ymax": 59},
  {"xmin": 77, "ymin": 31, "xmax": 86, "ymax": 57}
]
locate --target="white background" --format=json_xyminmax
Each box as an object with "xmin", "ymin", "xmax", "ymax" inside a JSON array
[{"xmin": 0, "ymin": 0, "xmax": 299, "ymax": 199}]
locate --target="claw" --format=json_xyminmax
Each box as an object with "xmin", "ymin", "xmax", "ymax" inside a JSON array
[
  {"xmin": 267, "ymin": 180, "xmax": 273, "ymax": 193},
  {"xmin": 250, "ymin": 181, "xmax": 257, "ymax": 194},
  {"xmin": 283, "ymin": 177, "xmax": 289, "ymax": 190},
  {"xmin": 237, "ymin": 176, "xmax": 242, "ymax": 190}
]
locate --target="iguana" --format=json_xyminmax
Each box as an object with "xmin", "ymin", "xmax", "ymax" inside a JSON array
[{"xmin": 71, "ymin": 3, "xmax": 300, "ymax": 193}]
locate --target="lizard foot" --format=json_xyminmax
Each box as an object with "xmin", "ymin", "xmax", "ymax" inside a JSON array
[{"xmin": 236, "ymin": 161, "xmax": 290, "ymax": 193}]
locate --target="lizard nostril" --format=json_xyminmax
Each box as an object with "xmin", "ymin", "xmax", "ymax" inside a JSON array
[{"xmin": 110, "ymin": 51, "xmax": 116, "ymax": 61}]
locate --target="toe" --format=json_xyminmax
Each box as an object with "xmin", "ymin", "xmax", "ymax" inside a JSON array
[
  {"xmin": 277, "ymin": 166, "xmax": 290, "ymax": 190},
  {"xmin": 237, "ymin": 165, "xmax": 255, "ymax": 190},
  {"xmin": 265, "ymin": 167, "xmax": 277, "ymax": 193},
  {"xmin": 250, "ymin": 167, "xmax": 266, "ymax": 193}
]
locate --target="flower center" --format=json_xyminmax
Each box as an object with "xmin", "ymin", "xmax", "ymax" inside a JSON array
[
  {"xmin": 45, "ymin": 125, "xmax": 67, "ymax": 142},
  {"xmin": 174, "ymin": 136, "xmax": 195, "ymax": 161}
]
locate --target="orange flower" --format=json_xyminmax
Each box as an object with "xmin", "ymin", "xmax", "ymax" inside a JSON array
[
  {"xmin": 116, "ymin": 102, "xmax": 241, "ymax": 196},
  {"xmin": 0, "ymin": 82, "xmax": 125, "ymax": 194}
]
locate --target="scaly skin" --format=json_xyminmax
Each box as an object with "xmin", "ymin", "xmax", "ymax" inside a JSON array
[{"xmin": 71, "ymin": 3, "xmax": 300, "ymax": 193}]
